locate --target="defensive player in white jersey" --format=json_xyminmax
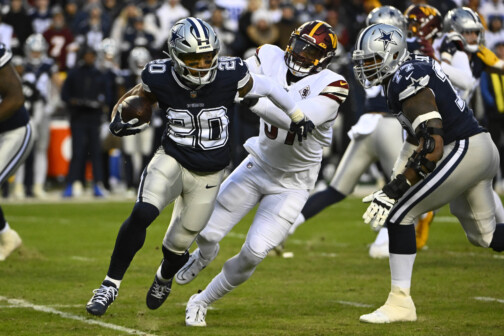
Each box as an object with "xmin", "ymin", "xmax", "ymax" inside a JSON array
[
  {"xmin": 175, "ymin": 21, "xmax": 349, "ymax": 327},
  {"xmin": 85, "ymin": 17, "xmax": 313, "ymax": 317}
]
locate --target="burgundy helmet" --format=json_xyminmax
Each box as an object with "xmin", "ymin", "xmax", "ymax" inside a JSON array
[
  {"xmin": 284, "ymin": 20, "xmax": 338, "ymax": 76},
  {"xmin": 404, "ymin": 4, "xmax": 443, "ymax": 40}
]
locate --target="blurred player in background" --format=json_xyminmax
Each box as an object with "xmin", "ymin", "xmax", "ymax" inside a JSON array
[
  {"xmin": 13, "ymin": 34, "xmax": 57, "ymax": 199},
  {"xmin": 0, "ymin": 43, "xmax": 34, "ymax": 261},
  {"xmin": 85, "ymin": 17, "xmax": 314, "ymax": 317},
  {"xmin": 353, "ymin": 23, "xmax": 504, "ymax": 324},
  {"xmin": 176, "ymin": 20, "xmax": 348, "ymax": 327}
]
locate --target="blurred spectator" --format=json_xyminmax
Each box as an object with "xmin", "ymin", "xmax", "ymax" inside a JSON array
[
  {"xmin": 486, "ymin": 16, "xmax": 504, "ymax": 50},
  {"xmin": 2, "ymin": 0, "xmax": 34, "ymax": 55},
  {"xmin": 74, "ymin": 3, "xmax": 111, "ymax": 51},
  {"xmin": 244, "ymin": 9, "xmax": 279, "ymax": 55},
  {"xmin": 61, "ymin": 47, "xmax": 110, "ymax": 198},
  {"xmin": 237, "ymin": 0, "xmax": 263, "ymax": 39},
  {"xmin": 325, "ymin": 9, "xmax": 349, "ymax": 50},
  {"xmin": 102, "ymin": 0, "xmax": 122, "ymax": 23},
  {"xmin": 276, "ymin": 3, "xmax": 299, "ymax": 49},
  {"xmin": 215, "ymin": 0, "xmax": 248, "ymax": 31},
  {"xmin": 192, "ymin": 0, "xmax": 214, "ymax": 21},
  {"xmin": 479, "ymin": 0, "xmax": 504, "ymax": 24},
  {"xmin": 154, "ymin": 0, "xmax": 189, "ymax": 49},
  {"xmin": 43, "ymin": 6, "xmax": 76, "ymax": 71},
  {"xmin": 266, "ymin": 0, "xmax": 283, "ymax": 23},
  {"xmin": 292, "ymin": 0, "xmax": 313, "ymax": 24},
  {"xmin": 64, "ymin": 0, "xmax": 80, "ymax": 34},
  {"xmin": 480, "ymin": 41, "xmax": 504, "ymax": 189},
  {"xmin": 0, "ymin": 12, "xmax": 13, "ymax": 48},
  {"xmin": 210, "ymin": 7, "xmax": 234, "ymax": 56},
  {"xmin": 28, "ymin": 0, "xmax": 52, "ymax": 34},
  {"xmin": 122, "ymin": 17, "xmax": 155, "ymax": 67},
  {"xmin": 311, "ymin": 0, "xmax": 328, "ymax": 21},
  {"xmin": 139, "ymin": 0, "xmax": 161, "ymax": 41},
  {"xmin": 339, "ymin": 0, "xmax": 367, "ymax": 47}
]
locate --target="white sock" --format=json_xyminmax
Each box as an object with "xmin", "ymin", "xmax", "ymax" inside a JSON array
[
  {"xmin": 374, "ymin": 227, "xmax": 389, "ymax": 245},
  {"xmin": 289, "ymin": 213, "xmax": 305, "ymax": 235},
  {"xmin": 196, "ymin": 271, "xmax": 235, "ymax": 305},
  {"xmin": 0, "ymin": 222, "xmax": 10, "ymax": 235},
  {"xmin": 389, "ymin": 253, "xmax": 416, "ymax": 290},
  {"xmin": 156, "ymin": 265, "xmax": 171, "ymax": 283},
  {"xmin": 104, "ymin": 276, "xmax": 121, "ymax": 289},
  {"xmin": 493, "ymin": 191, "xmax": 504, "ymax": 223}
]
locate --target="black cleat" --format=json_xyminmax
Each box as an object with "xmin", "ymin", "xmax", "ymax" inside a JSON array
[
  {"xmin": 86, "ymin": 280, "xmax": 118, "ymax": 316},
  {"xmin": 146, "ymin": 276, "xmax": 173, "ymax": 310}
]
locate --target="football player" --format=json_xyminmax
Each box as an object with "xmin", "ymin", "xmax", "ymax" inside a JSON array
[
  {"xmin": 289, "ymin": 6, "xmax": 435, "ymax": 259},
  {"xmin": 175, "ymin": 21, "xmax": 348, "ymax": 327},
  {"xmin": 13, "ymin": 34, "xmax": 58, "ymax": 199},
  {"xmin": 86, "ymin": 17, "xmax": 314, "ymax": 316},
  {"xmin": 353, "ymin": 23, "xmax": 504, "ymax": 323},
  {"xmin": 0, "ymin": 43, "xmax": 34, "ymax": 261}
]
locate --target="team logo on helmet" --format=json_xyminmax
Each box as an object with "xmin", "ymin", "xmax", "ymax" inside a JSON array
[{"xmin": 374, "ymin": 29, "xmax": 398, "ymax": 50}]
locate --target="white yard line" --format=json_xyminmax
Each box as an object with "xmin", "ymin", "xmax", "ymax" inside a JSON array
[
  {"xmin": 334, "ymin": 300, "xmax": 373, "ymax": 308},
  {"xmin": 0, "ymin": 296, "xmax": 157, "ymax": 336},
  {"xmin": 474, "ymin": 296, "xmax": 504, "ymax": 304}
]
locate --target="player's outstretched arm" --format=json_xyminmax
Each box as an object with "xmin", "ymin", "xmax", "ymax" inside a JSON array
[{"xmin": 0, "ymin": 62, "xmax": 25, "ymax": 122}]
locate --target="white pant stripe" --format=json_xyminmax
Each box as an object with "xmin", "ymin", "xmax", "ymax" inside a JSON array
[{"xmin": 0, "ymin": 124, "xmax": 32, "ymax": 184}]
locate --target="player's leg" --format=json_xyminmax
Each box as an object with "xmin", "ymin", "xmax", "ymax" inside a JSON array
[
  {"xmin": 33, "ymin": 103, "xmax": 50, "ymax": 198},
  {"xmin": 292, "ymin": 134, "xmax": 376, "ymax": 233},
  {"xmin": 186, "ymin": 188, "xmax": 308, "ymax": 326},
  {"xmin": 0, "ymin": 124, "xmax": 34, "ymax": 261},
  {"xmin": 369, "ymin": 117, "xmax": 404, "ymax": 258},
  {"xmin": 87, "ymin": 149, "xmax": 182, "ymax": 315},
  {"xmin": 146, "ymin": 160, "xmax": 226, "ymax": 309},
  {"xmin": 361, "ymin": 138, "xmax": 476, "ymax": 323},
  {"xmin": 176, "ymin": 157, "xmax": 262, "ymax": 285}
]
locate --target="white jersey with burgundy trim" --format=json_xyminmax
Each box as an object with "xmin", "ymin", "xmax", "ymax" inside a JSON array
[{"xmin": 244, "ymin": 44, "xmax": 348, "ymax": 189}]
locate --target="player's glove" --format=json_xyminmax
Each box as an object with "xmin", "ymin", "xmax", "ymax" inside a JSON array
[
  {"xmin": 362, "ymin": 174, "xmax": 411, "ymax": 230},
  {"xmin": 440, "ymin": 32, "xmax": 464, "ymax": 63},
  {"xmin": 289, "ymin": 116, "xmax": 315, "ymax": 143},
  {"xmin": 477, "ymin": 45, "xmax": 504, "ymax": 69},
  {"xmin": 109, "ymin": 104, "xmax": 149, "ymax": 137}
]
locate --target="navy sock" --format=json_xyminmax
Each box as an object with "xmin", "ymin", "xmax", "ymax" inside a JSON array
[
  {"xmin": 160, "ymin": 245, "xmax": 189, "ymax": 280},
  {"xmin": 388, "ymin": 223, "xmax": 416, "ymax": 254},
  {"xmin": 490, "ymin": 223, "xmax": 504, "ymax": 252},
  {"xmin": 107, "ymin": 202, "xmax": 159, "ymax": 280},
  {"xmin": 0, "ymin": 206, "xmax": 5, "ymax": 231},
  {"xmin": 301, "ymin": 186, "xmax": 346, "ymax": 220}
]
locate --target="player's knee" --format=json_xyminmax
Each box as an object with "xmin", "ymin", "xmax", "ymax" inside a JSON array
[
  {"xmin": 129, "ymin": 202, "xmax": 159, "ymax": 229},
  {"xmin": 490, "ymin": 224, "xmax": 504, "ymax": 252}
]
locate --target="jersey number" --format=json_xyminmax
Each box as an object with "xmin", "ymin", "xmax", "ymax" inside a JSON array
[
  {"xmin": 264, "ymin": 123, "xmax": 296, "ymax": 145},
  {"xmin": 167, "ymin": 107, "xmax": 229, "ymax": 150}
]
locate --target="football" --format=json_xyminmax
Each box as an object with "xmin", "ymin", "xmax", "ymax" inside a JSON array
[{"xmin": 118, "ymin": 95, "xmax": 152, "ymax": 125}]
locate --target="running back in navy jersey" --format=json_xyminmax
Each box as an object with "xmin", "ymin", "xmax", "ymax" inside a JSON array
[
  {"xmin": 0, "ymin": 43, "xmax": 29, "ymax": 133},
  {"xmin": 141, "ymin": 56, "xmax": 249, "ymax": 172},
  {"xmin": 387, "ymin": 54, "xmax": 484, "ymax": 144}
]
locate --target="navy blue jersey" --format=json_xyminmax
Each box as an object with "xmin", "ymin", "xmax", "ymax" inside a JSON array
[
  {"xmin": 387, "ymin": 54, "xmax": 484, "ymax": 144},
  {"xmin": 469, "ymin": 53, "xmax": 485, "ymax": 79},
  {"xmin": 141, "ymin": 57, "xmax": 250, "ymax": 172},
  {"xmin": 364, "ymin": 85, "xmax": 389, "ymax": 113},
  {"xmin": 0, "ymin": 43, "xmax": 29, "ymax": 133}
]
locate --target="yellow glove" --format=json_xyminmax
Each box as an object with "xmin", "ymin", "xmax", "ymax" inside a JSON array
[{"xmin": 477, "ymin": 45, "xmax": 501, "ymax": 67}]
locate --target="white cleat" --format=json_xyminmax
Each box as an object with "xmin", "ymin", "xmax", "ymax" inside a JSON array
[
  {"xmin": 368, "ymin": 241, "xmax": 389, "ymax": 259},
  {"xmin": 0, "ymin": 228, "xmax": 22, "ymax": 261},
  {"xmin": 360, "ymin": 288, "xmax": 417, "ymax": 323},
  {"xmin": 175, "ymin": 245, "xmax": 219, "ymax": 285},
  {"xmin": 185, "ymin": 294, "xmax": 207, "ymax": 327}
]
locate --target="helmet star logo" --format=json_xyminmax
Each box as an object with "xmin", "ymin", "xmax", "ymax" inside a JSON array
[
  {"xmin": 374, "ymin": 29, "xmax": 397, "ymax": 50},
  {"xmin": 170, "ymin": 25, "xmax": 184, "ymax": 47}
]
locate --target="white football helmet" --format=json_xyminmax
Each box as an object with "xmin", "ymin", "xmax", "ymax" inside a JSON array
[
  {"xmin": 168, "ymin": 17, "xmax": 220, "ymax": 86},
  {"xmin": 128, "ymin": 47, "xmax": 151, "ymax": 76},
  {"xmin": 443, "ymin": 7, "xmax": 484, "ymax": 53},
  {"xmin": 24, "ymin": 34, "xmax": 48, "ymax": 67},
  {"xmin": 366, "ymin": 6, "xmax": 407, "ymax": 32},
  {"xmin": 352, "ymin": 23, "xmax": 409, "ymax": 88}
]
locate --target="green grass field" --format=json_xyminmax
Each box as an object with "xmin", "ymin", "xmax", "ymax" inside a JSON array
[{"xmin": 1, "ymin": 198, "xmax": 503, "ymax": 336}]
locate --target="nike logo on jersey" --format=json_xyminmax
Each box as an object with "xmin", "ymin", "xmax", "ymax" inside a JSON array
[
  {"xmin": 405, "ymin": 72, "xmax": 413, "ymax": 81},
  {"xmin": 206, "ymin": 184, "xmax": 217, "ymax": 189}
]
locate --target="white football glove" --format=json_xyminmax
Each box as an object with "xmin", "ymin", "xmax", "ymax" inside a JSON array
[{"xmin": 362, "ymin": 190, "xmax": 396, "ymax": 231}]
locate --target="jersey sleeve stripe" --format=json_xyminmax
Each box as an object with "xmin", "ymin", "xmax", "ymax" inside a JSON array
[
  {"xmin": 237, "ymin": 72, "xmax": 251, "ymax": 89},
  {"xmin": 320, "ymin": 92, "xmax": 345, "ymax": 104},
  {"xmin": 0, "ymin": 48, "xmax": 13, "ymax": 68}
]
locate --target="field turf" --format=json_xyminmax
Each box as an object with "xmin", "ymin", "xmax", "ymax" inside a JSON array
[{"xmin": 1, "ymin": 198, "xmax": 503, "ymax": 335}]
